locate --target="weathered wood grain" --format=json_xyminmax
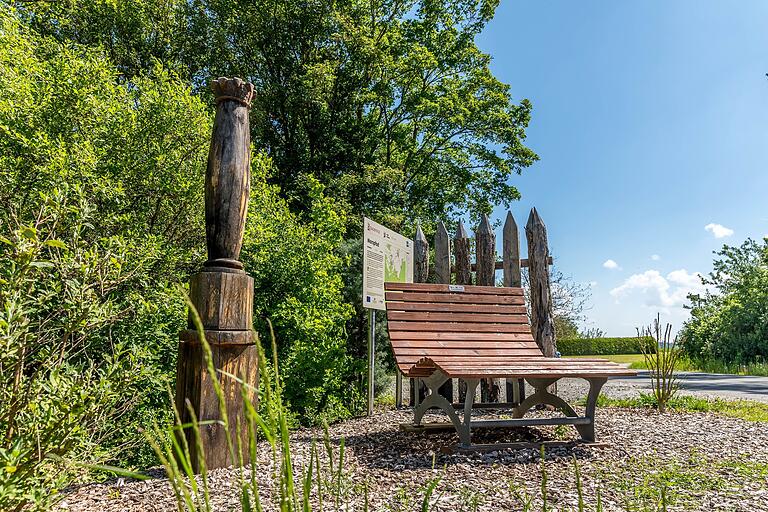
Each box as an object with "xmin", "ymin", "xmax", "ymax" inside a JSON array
[
  {"xmin": 204, "ymin": 77, "xmax": 254, "ymax": 270},
  {"xmin": 176, "ymin": 77, "xmax": 258, "ymax": 473},
  {"xmin": 502, "ymin": 211, "xmax": 523, "ymax": 403},
  {"xmin": 503, "ymin": 212, "xmax": 521, "ymax": 288},
  {"xmin": 414, "ymin": 224, "xmax": 429, "ymax": 283},
  {"xmin": 526, "ymin": 208, "xmax": 557, "ymax": 359},
  {"xmin": 454, "ymin": 222, "xmax": 472, "ymax": 286},
  {"xmin": 434, "ymin": 222, "xmax": 451, "ymax": 284},
  {"xmin": 475, "ymin": 215, "xmax": 496, "ymax": 287},
  {"xmin": 474, "ymin": 217, "xmax": 500, "ymax": 402}
]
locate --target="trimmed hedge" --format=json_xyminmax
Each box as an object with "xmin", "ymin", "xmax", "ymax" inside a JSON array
[{"xmin": 557, "ymin": 336, "xmax": 657, "ymax": 356}]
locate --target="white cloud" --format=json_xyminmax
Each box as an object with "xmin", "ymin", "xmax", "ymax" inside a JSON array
[
  {"xmin": 610, "ymin": 269, "xmax": 706, "ymax": 308},
  {"xmin": 705, "ymin": 223, "xmax": 734, "ymax": 238},
  {"xmin": 588, "ymin": 281, "xmax": 598, "ymax": 288},
  {"xmin": 650, "ymin": 254, "xmax": 661, "ymax": 261},
  {"xmin": 602, "ymin": 259, "xmax": 620, "ymax": 270}
]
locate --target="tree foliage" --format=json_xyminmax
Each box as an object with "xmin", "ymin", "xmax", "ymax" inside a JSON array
[
  {"xmin": 17, "ymin": 0, "xmax": 538, "ymax": 226},
  {"xmin": 0, "ymin": 10, "xmax": 360, "ymax": 505},
  {"xmin": 680, "ymin": 239, "xmax": 768, "ymax": 365}
]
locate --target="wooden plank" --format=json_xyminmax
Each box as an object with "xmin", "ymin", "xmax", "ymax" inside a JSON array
[
  {"xmin": 416, "ymin": 362, "xmax": 627, "ymax": 371},
  {"xmin": 389, "ymin": 331, "xmax": 534, "ymax": 341},
  {"xmin": 392, "ymin": 341, "xmax": 542, "ymax": 350},
  {"xmin": 394, "ymin": 348, "xmax": 547, "ymax": 356},
  {"xmin": 423, "ymin": 368, "xmax": 636, "ymax": 378},
  {"xmin": 387, "ymin": 311, "xmax": 530, "ymax": 324},
  {"xmin": 432, "ymin": 221, "xmax": 454, "ymax": 402},
  {"xmin": 385, "ymin": 291, "xmax": 524, "ymax": 304},
  {"xmin": 386, "ymin": 302, "xmax": 527, "ymax": 314},
  {"xmin": 387, "ymin": 321, "xmax": 532, "ymax": 333},
  {"xmin": 502, "ymin": 211, "xmax": 523, "ymax": 405},
  {"xmin": 385, "ymin": 282, "xmax": 523, "ymax": 295},
  {"xmin": 450, "ymin": 257, "xmax": 553, "ymax": 273},
  {"xmin": 434, "ymin": 222, "xmax": 450, "ymax": 284}
]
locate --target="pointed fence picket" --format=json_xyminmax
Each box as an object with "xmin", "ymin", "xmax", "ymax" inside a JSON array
[{"xmin": 399, "ymin": 208, "xmax": 554, "ymax": 408}]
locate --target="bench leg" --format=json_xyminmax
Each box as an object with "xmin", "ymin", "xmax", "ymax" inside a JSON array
[
  {"xmin": 413, "ymin": 372, "xmax": 464, "ymax": 435},
  {"xmin": 459, "ymin": 378, "xmax": 480, "ymax": 446},
  {"xmin": 512, "ymin": 378, "xmax": 577, "ymax": 418},
  {"xmin": 575, "ymin": 377, "xmax": 607, "ymax": 442}
]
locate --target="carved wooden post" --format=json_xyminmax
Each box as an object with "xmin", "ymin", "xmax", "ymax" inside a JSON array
[
  {"xmin": 176, "ymin": 77, "xmax": 258, "ymax": 472},
  {"xmin": 454, "ymin": 221, "xmax": 472, "ymax": 402},
  {"xmin": 526, "ymin": 208, "xmax": 556, "ymax": 358},
  {"xmin": 476, "ymin": 215, "xmax": 499, "ymax": 403},
  {"xmin": 433, "ymin": 222, "xmax": 453, "ymax": 401},
  {"xmin": 503, "ymin": 212, "xmax": 524, "ymax": 404}
]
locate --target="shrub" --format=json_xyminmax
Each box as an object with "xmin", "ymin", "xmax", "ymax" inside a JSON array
[
  {"xmin": 0, "ymin": 11, "xmax": 208, "ymax": 504},
  {"xmin": 558, "ymin": 336, "xmax": 657, "ymax": 356},
  {"xmin": 680, "ymin": 239, "xmax": 768, "ymax": 365},
  {"xmin": 242, "ymin": 160, "xmax": 362, "ymax": 424}
]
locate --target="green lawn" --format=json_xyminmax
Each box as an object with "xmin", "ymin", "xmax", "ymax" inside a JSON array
[
  {"xmin": 570, "ymin": 353, "xmax": 649, "ymax": 369},
  {"xmin": 595, "ymin": 393, "xmax": 768, "ymax": 423},
  {"xmin": 570, "ymin": 353, "xmax": 768, "ymax": 376}
]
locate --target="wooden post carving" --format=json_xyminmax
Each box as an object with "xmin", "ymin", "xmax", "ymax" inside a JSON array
[
  {"xmin": 476, "ymin": 215, "xmax": 499, "ymax": 403},
  {"xmin": 176, "ymin": 77, "xmax": 258, "ymax": 472},
  {"xmin": 526, "ymin": 208, "xmax": 556, "ymax": 358}
]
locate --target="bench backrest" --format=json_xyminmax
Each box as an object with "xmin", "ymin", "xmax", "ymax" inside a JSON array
[{"xmin": 384, "ymin": 282, "xmax": 544, "ymax": 375}]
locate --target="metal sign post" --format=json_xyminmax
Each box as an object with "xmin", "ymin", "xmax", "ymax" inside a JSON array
[{"xmin": 367, "ymin": 309, "xmax": 376, "ymax": 415}]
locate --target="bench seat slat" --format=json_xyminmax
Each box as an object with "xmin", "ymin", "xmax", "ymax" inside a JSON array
[
  {"xmin": 385, "ymin": 291, "xmax": 525, "ymax": 305},
  {"xmin": 385, "ymin": 283, "xmax": 523, "ymax": 295},
  {"xmin": 384, "ymin": 282, "xmax": 636, "ymax": 381},
  {"xmin": 387, "ymin": 321, "xmax": 531, "ymax": 333},
  {"xmin": 389, "ymin": 331, "xmax": 536, "ymax": 341},
  {"xmin": 385, "ymin": 302, "xmax": 527, "ymax": 314},
  {"xmin": 387, "ymin": 312, "xmax": 530, "ymax": 324}
]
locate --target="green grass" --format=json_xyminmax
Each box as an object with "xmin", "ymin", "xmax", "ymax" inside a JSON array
[
  {"xmin": 596, "ymin": 393, "xmax": 768, "ymax": 422},
  {"xmin": 571, "ymin": 353, "xmax": 768, "ymax": 376},
  {"xmin": 571, "ymin": 354, "xmax": 647, "ymax": 368}
]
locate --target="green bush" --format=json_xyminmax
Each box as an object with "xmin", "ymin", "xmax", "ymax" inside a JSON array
[
  {"xmin": 558, "ymin": 336, "xmax": 657, "ymax": 356},
  {"xmin": 680, "ymin": 239, "xmax": 768, "ymax": 365},
  {"xmin": 242, "ymin": 160, "xmax": 362, "ymax": 425},
  {"xmin": 0, "ymin": 11, "xmax": 209, "ymax": 506}
]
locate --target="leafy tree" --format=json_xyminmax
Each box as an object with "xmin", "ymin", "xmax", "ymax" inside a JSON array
[
  {"xmin": 16, "ymin": 0, "xmax": 538, "ymax": 226},
  {"xmin": 680, "ymin": 238, "xmax": 768, "ymax": 365}
]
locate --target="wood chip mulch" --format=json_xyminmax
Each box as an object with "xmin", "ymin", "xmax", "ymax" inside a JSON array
[{"xmin": 58, "ymin": 382, "xmax": 768, "ymax": 512}]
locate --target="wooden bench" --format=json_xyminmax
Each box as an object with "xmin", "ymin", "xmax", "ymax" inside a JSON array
[{"xmin": 384, "ymin": 282, "xmax": 637, "ymax": 447}]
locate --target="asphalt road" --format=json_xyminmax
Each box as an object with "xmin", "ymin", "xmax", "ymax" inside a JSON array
[{"xmin": 610, "ymin": 371, "xmax": 768, "ymax": 403}]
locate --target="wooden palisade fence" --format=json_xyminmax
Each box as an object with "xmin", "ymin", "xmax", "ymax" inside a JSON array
[{"xmin": 400, "ymin": 208, "xmax": 555, "ymax": 408}]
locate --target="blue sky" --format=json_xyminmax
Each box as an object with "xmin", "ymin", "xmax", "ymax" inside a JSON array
[{"xmin": 478, "ymin": 1, "xmax": 768, "ymax": 335}]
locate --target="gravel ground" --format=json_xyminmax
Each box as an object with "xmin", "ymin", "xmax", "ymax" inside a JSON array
[{"xmin": 59, "ymin": 379, "xmax": 768, "ymax": 512}]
